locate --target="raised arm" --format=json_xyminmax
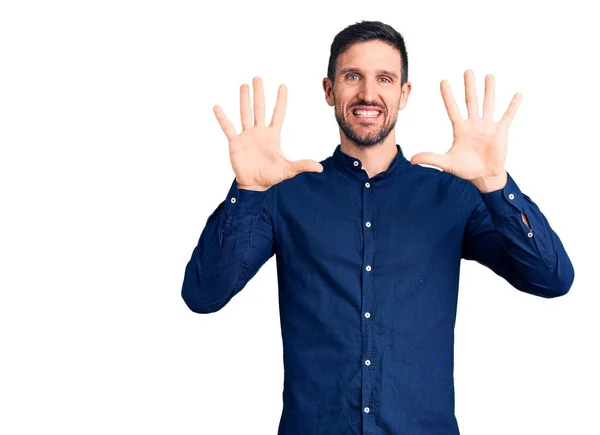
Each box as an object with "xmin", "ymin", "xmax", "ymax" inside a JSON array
[
  {"xmin": 410, "ymin": 69, "xmax": 574, "ymax": 296},
  {"xmin": 181, "ymin": 77, "xmax": 323, "ymax": 313}
]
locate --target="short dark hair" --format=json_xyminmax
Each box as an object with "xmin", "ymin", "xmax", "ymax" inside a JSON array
[{"xmin": 327, "ymin": 20, "xmax": 409, "ymax": 88}]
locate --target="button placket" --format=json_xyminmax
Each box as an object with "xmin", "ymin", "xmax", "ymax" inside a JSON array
[{"xmin": 361, "ymin": 178, "xmax": 375, "ymax": 431}]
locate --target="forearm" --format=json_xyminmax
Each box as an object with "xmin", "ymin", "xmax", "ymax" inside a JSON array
[
  {"xmin": 478, "ymin": 173, "xmax": 574, "ymax": 296},
  {"xmin": 181, "ymin": 179, "xmax": 275, "ymax": 313},
  {"xmin": 463, "ymin": 172, "xmax": 574, "ymax": 298}
]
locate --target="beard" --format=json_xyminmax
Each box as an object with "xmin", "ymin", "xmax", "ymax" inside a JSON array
[{"xmin": 334, "ymin": 98, "xmax": 398, "ymax": 150}]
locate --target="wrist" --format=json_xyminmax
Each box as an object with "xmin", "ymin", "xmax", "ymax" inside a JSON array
[
  {"xmin": 237, "ymin": 183, "xmax": 271, "ymax": 192},
  {"xmin": 471, "ymin": 170, "xmax": 508, "ymax": 193}
]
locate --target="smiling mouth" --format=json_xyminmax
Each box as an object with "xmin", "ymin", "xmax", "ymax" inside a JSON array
[{"xmin": 352, "ymin": 109, "xmax": 382, "ymax": 121}]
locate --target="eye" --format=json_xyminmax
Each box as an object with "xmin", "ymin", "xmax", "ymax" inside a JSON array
[{"xmin": 345, "ymin": 74, "xmax": 392, "ymax": 83}]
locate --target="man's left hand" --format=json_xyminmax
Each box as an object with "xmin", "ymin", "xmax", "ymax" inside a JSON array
[{"xmin": 410, "ymin": 70, "xmax": 522, "ymax": 192}]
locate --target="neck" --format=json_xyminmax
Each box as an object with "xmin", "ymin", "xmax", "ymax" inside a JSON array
[{"xmin": 340, "ymin": 134, "xmax": 398, "ymax": 178}]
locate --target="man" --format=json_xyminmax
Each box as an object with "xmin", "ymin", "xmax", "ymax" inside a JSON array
[{"xmin": 181, "ymin": 20, "xmax": 574, "ymax": 435}]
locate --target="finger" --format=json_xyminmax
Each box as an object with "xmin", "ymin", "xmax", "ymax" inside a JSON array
[
  {"xmin": 499, "ymin": 92, "xmax": 522, "ymax": 128},
  {"xmin": 270, "ymin": 84, "xmax": 288, "ymax": 129},
  {"xmin": 464, "ymin": 69, "xmax": 479, "ymax": 118},
  {"xmin": 253, "ymin": 76, "xmax": 265, "ymax": 126},
  {"xmin": 213, "ymin": 105, "xmax": 237, "ymax": 141},
  {"xmin": 482, "ymin": 74, "xmax": 495, "ymax": 121},
  {"xmin": 409, "ymin": 152, "xmax": 452, "ymax": 172},
  {"xmin": 440, "ymin": 80, "xmax": 461, "ymax": 124},
  {"xmin": 240, "ymin": 84, "xmax": 252, "ymax": 130},
  {"xmin": 288, "ymin": 159, "xmax": 324, "ymax": 178}
]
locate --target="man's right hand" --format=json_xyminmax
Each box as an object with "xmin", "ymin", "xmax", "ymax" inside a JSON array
[{"xmin": 213, "ymin": 77, "xmax": 324, "ymax": 191}]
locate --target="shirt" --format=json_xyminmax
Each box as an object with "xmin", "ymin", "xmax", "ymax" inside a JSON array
[{"xmin": 181, "ymin": 143, "xmax": 575, "ymax": 435}]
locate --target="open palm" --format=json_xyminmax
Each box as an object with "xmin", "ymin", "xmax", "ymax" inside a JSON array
[
  {"xmin": 410, "ymin": 70, "xmax": 522, "ymax": 181},
  {"xmin": 213, "ymin": 77, "xmax": 323, "ymax": 191}
]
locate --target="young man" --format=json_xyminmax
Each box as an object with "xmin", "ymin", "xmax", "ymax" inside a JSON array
[{"xmin": 182, "ymin": 20, "xmax": 574, "ymax": 435}]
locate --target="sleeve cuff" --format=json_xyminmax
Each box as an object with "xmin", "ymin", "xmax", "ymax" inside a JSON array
[
  {"xmin": 222, "ymin": 178, "xmax": 272, "ymax": 217},
  {"xmin": 479, "ymin": 172, "xmax": 524, "ymax": 216}
]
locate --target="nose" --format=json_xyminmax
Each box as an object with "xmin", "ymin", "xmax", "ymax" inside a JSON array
[{"xmin": 358, "ymin": 78, "xmax": 377, "ymax": 103}]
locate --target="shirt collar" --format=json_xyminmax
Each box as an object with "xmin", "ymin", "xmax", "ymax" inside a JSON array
[{"xmin": 331, "ymin": 143, "xmax": 412, "ymax": 180}]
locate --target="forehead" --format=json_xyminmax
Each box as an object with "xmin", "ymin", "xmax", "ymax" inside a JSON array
[{"xmin": 336, "ymin": 39, "xmax": 401, "ymax": 75}]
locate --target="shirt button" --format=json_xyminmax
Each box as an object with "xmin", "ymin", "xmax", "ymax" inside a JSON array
[
  {"xmin": 364, "ymin": 407, "xmax": 370, "ymax": 413},
  {"xmin": 365, "ymin": 182, "xmax": 370, "ymax": 188},
  {"xmin": 365, "ymin": 222, "xmax": 371, "ymax": 227},
  {"xmin": 354, "ymin": 161, "xmax": 359, "ymax": 167},
  {"xmin": 365, "ymin": 312, "xmax": 371, "ymax": 318},
  {"xmin": 365, "ymin": 359, "xmax": 371, "ymax": 366},
  {"xmin": 527, "ymin": 232, "xmax": 533, "ymax": 238},
  {"xmin": 230, "ymin": 197, "xmax": 236, "ymax": 203},
  {"xmin": 508, "ymin": 193, "xmax": 515, "ymax": 200},
  {"xmin": 365, "ymin": 265, "xmax": 371, "ymax": 272}
]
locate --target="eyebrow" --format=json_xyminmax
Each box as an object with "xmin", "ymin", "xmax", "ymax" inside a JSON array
[{"xmin": 339, "ymin": 67, "xmax": 399, "ymax": 80}]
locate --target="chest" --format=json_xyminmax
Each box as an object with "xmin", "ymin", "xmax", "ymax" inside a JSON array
[{"xmin": 275, "ymin": 178, "xmax": 465, "ymax": 272}]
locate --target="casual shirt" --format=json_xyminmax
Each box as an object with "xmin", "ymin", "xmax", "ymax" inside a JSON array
[{"xmin": 182, "ymin": 143, "xmax": 574, "ymax": 435}]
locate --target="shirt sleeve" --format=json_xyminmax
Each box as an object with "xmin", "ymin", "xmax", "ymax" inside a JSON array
[
  {"xmin": 461, "ymin": 172, "xmax": 574, "ymax": 298},
  {"xmin": 181, "ymin": 178, "xmax": 277, "ymax": 313}
]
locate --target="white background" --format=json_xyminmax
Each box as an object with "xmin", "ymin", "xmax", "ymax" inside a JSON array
[{"xmin": 1, "ymin": 0, "xmax": 598, "ymax": 434}]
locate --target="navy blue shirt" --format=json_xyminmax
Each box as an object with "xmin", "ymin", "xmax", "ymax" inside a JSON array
[{"xmin": 182, "ymin": 144, "xmax": 574, "ymax": 435}]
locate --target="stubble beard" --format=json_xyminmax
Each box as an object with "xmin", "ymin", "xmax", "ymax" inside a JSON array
[{"xmin": 334, "ymin": 98, "xmax": 398, "ymax": 150}]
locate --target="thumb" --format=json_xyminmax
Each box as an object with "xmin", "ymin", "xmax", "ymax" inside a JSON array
[
  {"xmin": 410, "ymin": 152, "xmax": 450, "ymax": 172},
  {"xmin": 290, "ymin": 159, "xmax": 324, "ymax": 176}
]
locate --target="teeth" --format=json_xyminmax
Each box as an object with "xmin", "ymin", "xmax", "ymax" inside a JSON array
[{"xmin": 354, "ymin": 110, "xmax": 380, "ymax": 117}]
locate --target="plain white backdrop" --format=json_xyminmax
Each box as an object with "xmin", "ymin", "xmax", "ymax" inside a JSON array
[{"xmin": 1, "ymin": 0, "xmax": 598, "ymax": 434}]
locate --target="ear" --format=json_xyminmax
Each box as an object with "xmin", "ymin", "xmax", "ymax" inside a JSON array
[
  {"xmin": 398, "ymin": 81, "xmax": 412, "ymax": 110},
  {"xmin": 323, "ymin": 77, "xmax": 334, "ymax": 107}
]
